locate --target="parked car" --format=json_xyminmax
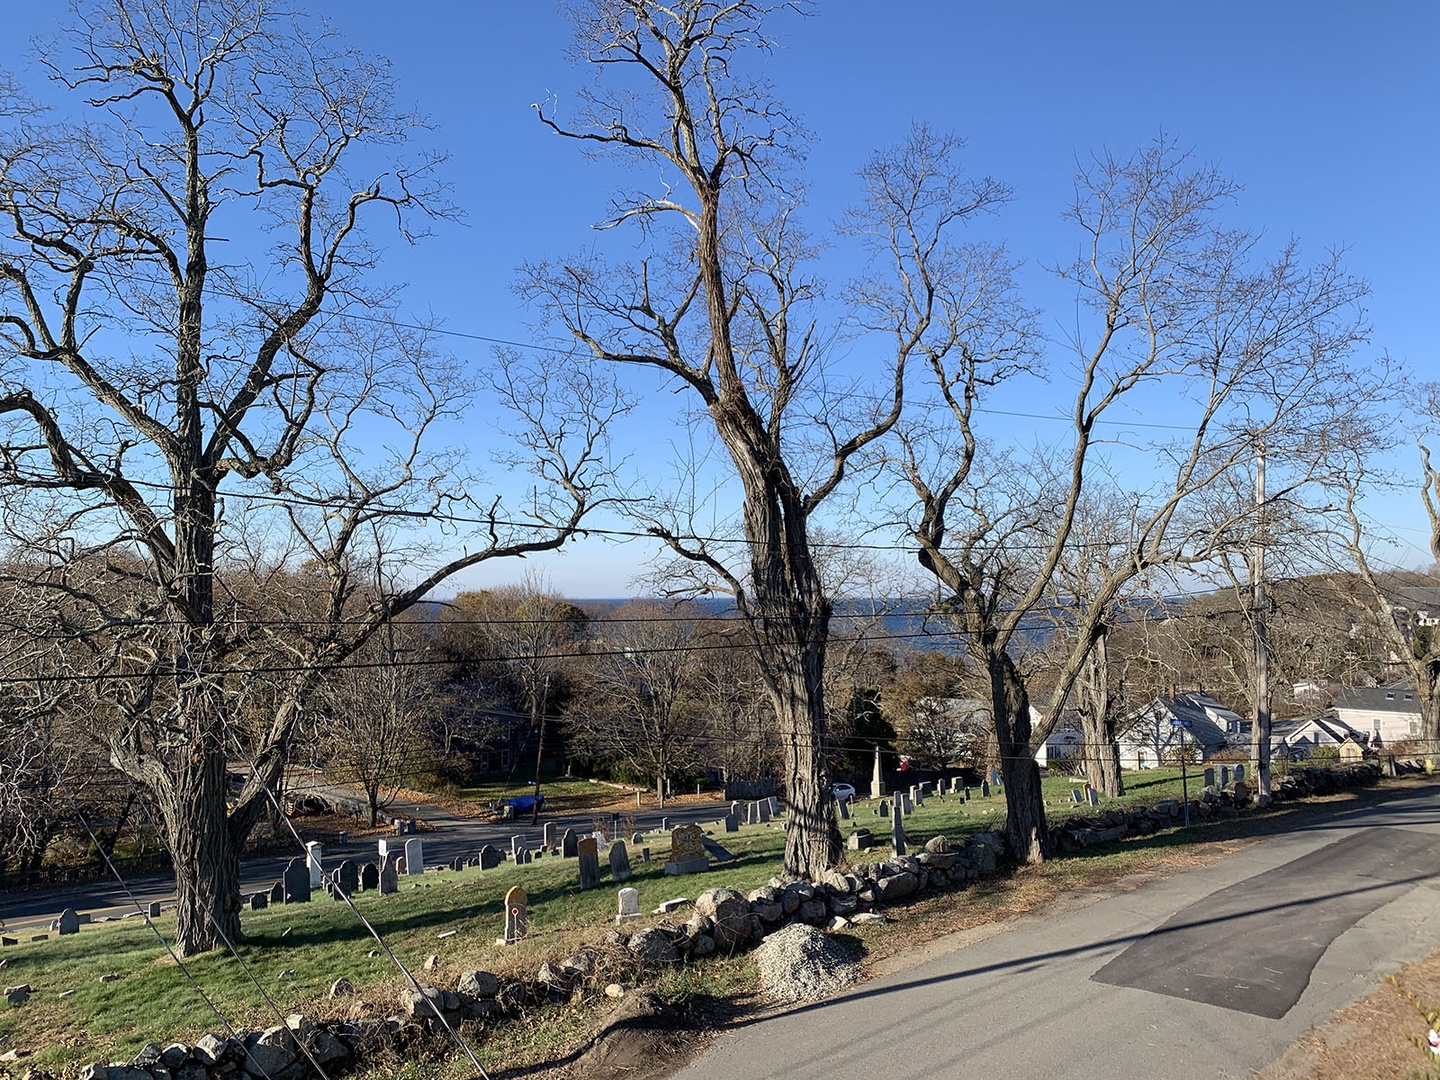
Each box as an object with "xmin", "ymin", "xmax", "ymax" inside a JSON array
[{"xmin": 832, "ymin": 782, "xmax": 856, "ymax": 802}]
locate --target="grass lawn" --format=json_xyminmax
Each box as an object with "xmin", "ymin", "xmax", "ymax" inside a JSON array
[{"xmin": 0, "ymin": 768, "xmax": 1421, "ymax": 1078}]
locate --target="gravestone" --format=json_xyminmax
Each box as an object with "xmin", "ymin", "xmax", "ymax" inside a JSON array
[
  {"xmin": 877, "ymin": 799, "xmax": 889, "ymax": 817},
  {"xmin": 479, "ymin": 845, "xmax": 504, "ymax": 870},
  {"xmin": 577, "ymin": 837, "xmax": 601, "ymax": 890},
  {"xmin": 283, "ymin": 857, "xmax": 311, "ymax": 904},
  {"xmin": 1234, "ymin": 764, "xmax": 1246, "ymax": 782},
  {"xmin": 899, "ymin": 792, "xmax": 913, "ymax": 815},
  {"xmin": 450, "ymin": 856, "xmax": 465, "ymax": 872},
  {"xmin": 722, "ymin": 813, "xmax": 739, "ymax": 833},
  {"xmin": 250, "ymin": 893, "xmax": 268, "ymax": 911},
  {"xmin": 1203, "ymin": 767, "xmax": 1215, "ymax": 788},
  {"xmin": 767, "ymin": 795, "xmax": 779, "ymax": 816},
  {"xmin": 511, "ymin": 834, "xmax": 525, "ymax": 858},
  {"xmin": 305, "ymin": 841, "xmax": 324, "ymax": 889},
  {"xmin": 891, "ymin": 802, "xmax": 906, "ymax": 856},
  {"xmin": 741, "ymin": 803, "xmax": 753, "ymax": 825},
  {"xmin": 962, "ymin": 785, "xmax": 970, "ymax": 800},
  {"xmin": 360, "ymin": 862, "xmax": 379, "ymax": 891},
  {"xmin": 632, "ymin": 831, "xmax": 645, "ymax": 845},
  {"xmin": 561, "ymin": 828, "xmax": 578, "ymax": 859},
  {"xmin": 57, "ymin": 908, "xmax": 80, "ymax": 936},
  {"xmin": 609, "ymin": 839, "xmax": 633, "ymax": 882},
  {"xmin": 378, "ymin": 855, "xmax": 399, "ymax": 896},
  {"xmin": 616, "ymin": 886, "xmax": 642, "ymax": 923},
  {"xmin": 660, "ymin": 817, "xmax": 670, "ymax": 832},
  {"xmin": 730, "ymin": 801, "xmax": 743, "ymax": 820},
  {"xmin": 871, "ymin": 745, "xmax": 885, "ymax": 799},
  {"xmin": 912, "ymin": 785, "xmax": 924, "ymax": 806},
  {"xmin": 837, "ymin": 797, "xmax": 850, "ymax": 820},
  {"xmin": 755, "ymin": 800, "xmax": 771, "ymax": 823},
  {"xmin": 543, "ymin": 822, "xmax": 557, "ymax": 850},
  {"xmin": 499, "ymin": 886, "xmax": 527, "ymax": 945},
  {"xmin": 664, "ymin": 823, "xmax": 710, "ymax": 876},
  {"xmin": 395, "ymin": 857, "xmax": 406, "ymax": 875},
  {"xmin": 980, "ymin": 780, "xmax": 990, "ymax": 798},
  {"xmin": 404, "ymin": 837, "xmax": 424, "ymax": 875},
  {"xmin": 269, "ymin": 881, "xmax": 284, "ymax": 905},
  {"xmin": 1219, "ymin": 765, "xmax": 1231, "ymax": 787},
  {"xmin": 514, "ymin": 845, "xmax": 530, "ymax": 865},
  {"xmin": 849, "ymin": 828, "xmax": 873, "ymax": 852},
  {"xmin": 1086, "ymin": 787, "xmax": 1099, "ymax": 807},
  {"xmin": 335, "ymin": 859, "xmax": 359, "ymax": 897},
  {"xmin": 1071, "ymin": 788, "xmax": 1082, "ymax": 803}
]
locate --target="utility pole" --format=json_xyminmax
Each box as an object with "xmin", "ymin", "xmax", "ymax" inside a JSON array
[
  {"xmin": 1250, "ymin": 439, "xmax": 1272, "ymax": 807},
  {"xmin": 531, "ymin": 673, "xmax": 550, "ymax": 825}
]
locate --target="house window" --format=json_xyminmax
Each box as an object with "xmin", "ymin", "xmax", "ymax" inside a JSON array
[
  {"xmin": 1405, "ymin": 693, "xmax": 1415, "ymax": 701},
  {"xmin": 1385, "ymin": 692, "xmax": 1395, "ymax": 700}
]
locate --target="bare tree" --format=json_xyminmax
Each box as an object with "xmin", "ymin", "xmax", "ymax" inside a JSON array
[
  {"xmin": 0, "ymin": 1, "xmax": 620, "ymax": 954},
  {"xmin": 569, "ymin": 600, "xmax": 706, "ymax": 806},
  {"xmin": 524, "ymin": 4, "xmax": 1008, "ymax": 873},
  {"xmin": 1339, "ymin": 382, "xmax": 1440, "ymax": 762},
  {"xmin": 314, "ymin": 618, "xmax": 437, "ymax": 827},
  {"xmin": 896, "ymin": 138, "xmax": 1371, "ymax": 862}
]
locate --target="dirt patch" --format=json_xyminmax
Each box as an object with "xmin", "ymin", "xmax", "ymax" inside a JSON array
[{"xmin": 1251, "ymin": 949, "xmax": 1440, "ymax": 1080}]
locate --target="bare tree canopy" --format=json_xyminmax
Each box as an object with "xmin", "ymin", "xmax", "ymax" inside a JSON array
[
  {"xmin": 0, "ymin": 0, "xmax": 621, "ymax": 954},
  {"xmin": 895, "ymin": 137, "xmax": 1373, "ymax": 862},
  {"xmin": 525, "ymin": 2, "xmax": 1008, "ymax": 876}
]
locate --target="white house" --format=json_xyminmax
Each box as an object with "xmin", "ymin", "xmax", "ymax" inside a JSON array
[
  {"xmin": 1269, "ymin": 714, "xmax": 1366, "ymax": 759},
  {"xmin": 1116, "ymin": 691, "xmax": 1242, "ymax": 769},
  {"xmin": 1333, "ymin": 681, "xmax": 1424, "ymax": 746}
]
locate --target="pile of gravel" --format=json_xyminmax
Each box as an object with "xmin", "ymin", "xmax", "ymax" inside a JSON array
[{"xmin": 752, "ymin": 923, "xmax": 862, "ymax": 1005}]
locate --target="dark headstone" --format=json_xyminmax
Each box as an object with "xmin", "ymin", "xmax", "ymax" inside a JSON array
[
  {"xmin": 561, "ymin": 828, "xmax": 578, "ymax": 859},
  {"xmin": 479, "ymin": 845, "xmax": 504, "ymax": 870},
  {"xmin": 335, "ymin": 859, "xmax": 359, "ymax": 897},
  {"xmin": 378, "ymin": 855, "xmax": 399, "ymax": 895},
  {"xmin": 360, "ymin": 862, "xmax": 379, "ymax": 891},
  {"xmin": 270, "ymin": 881, "xmax": 284, "ymax": 905},
  {"xmin": 609, "ymin": 839, "xmax": 633, "ymax": 882},
  {"xmin": 722, "ymin": 813, "xmax": 739, "ymax": 832},
  {"xmin": 849, "ymin": 828, "xmax": 873, "ymax": 851},
  {"xmin": 282, "ymin": 857, "xmax": 311, "ymax": 904},
  {"xmin": 250, "ymin": 893, "xmax": 268, "ymax": 911},
  {"xmin": 577, "ymin": 837, "xmax": 601, "ymax": 890}
]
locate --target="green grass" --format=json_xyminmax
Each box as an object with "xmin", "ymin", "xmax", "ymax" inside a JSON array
[{"xmin": 0, "ymin": 767, "xmax": 1390, "ymax": 1073}]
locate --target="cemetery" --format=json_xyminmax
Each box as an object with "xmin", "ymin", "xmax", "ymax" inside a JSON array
[{"xmin": 0, "ymin": 759, "xmax": 1411, "ymax": 1079}]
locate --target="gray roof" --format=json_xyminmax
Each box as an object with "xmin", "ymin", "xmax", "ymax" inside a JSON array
[{"xmin": 1334, "ymin": 680, "xmax": 1421, "ymax": 714}]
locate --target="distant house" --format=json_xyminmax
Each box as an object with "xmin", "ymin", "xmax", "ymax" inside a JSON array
[
  {"xmin": 1269, "ymin": 714, "xmax": 1366, "ymax": 759},
  {"xmin": 1116, "ymin": 691, "xmax": 1242, "ymax": 769},
  {"xmin": 1393, "ymin": 587, "xmax": 1440, "ymax": 627},
  {"xmin": 1333, "ymin": 680, "xmax": 1423, "ymax": 745},
  {"xmin": 1032, "ymin": 711, "xmax": 1084, "ymax": 769}
]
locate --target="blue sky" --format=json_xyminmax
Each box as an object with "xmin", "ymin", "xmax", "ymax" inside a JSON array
[{"xmin": 4, "ymin": 2, "xmax": 1436, "ymax": 595}]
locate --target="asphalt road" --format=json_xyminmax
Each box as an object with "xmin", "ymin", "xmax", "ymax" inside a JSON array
[
  {"xmin": 673, "ymin": 786, "xmax": 1440, "ymax": 1080},
  {"xmin": 0, "ymin": 788, "xmax": 737, "ymax": 933}
]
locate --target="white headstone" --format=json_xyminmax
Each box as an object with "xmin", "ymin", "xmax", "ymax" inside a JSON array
[
  {"xmin": 305, "ymin": 841, "xmax": 324, "ymax": 888},
  {"xmin": 616, "ymin": 886, "xmax": 642, "ymax": 923}
]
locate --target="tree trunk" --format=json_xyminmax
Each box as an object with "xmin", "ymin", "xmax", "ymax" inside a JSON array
[
  {"xmin": 1420, "ymin": 659, "xmax": 1440, "ymax": 767},
  {"xmin": 990, "ymin": 651, "xmax": 1050, "ymax": 863},
  {"xmin": 762, "ymin": 615, "xmax": 840, "ymax": 878},
  {"xmin": 156, "ymin": 737, "xmax": 241, "ymax": 957},
  {"xmin": 1080, "ymin": 631, "xmax": 1124, "ymax": 797}
]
